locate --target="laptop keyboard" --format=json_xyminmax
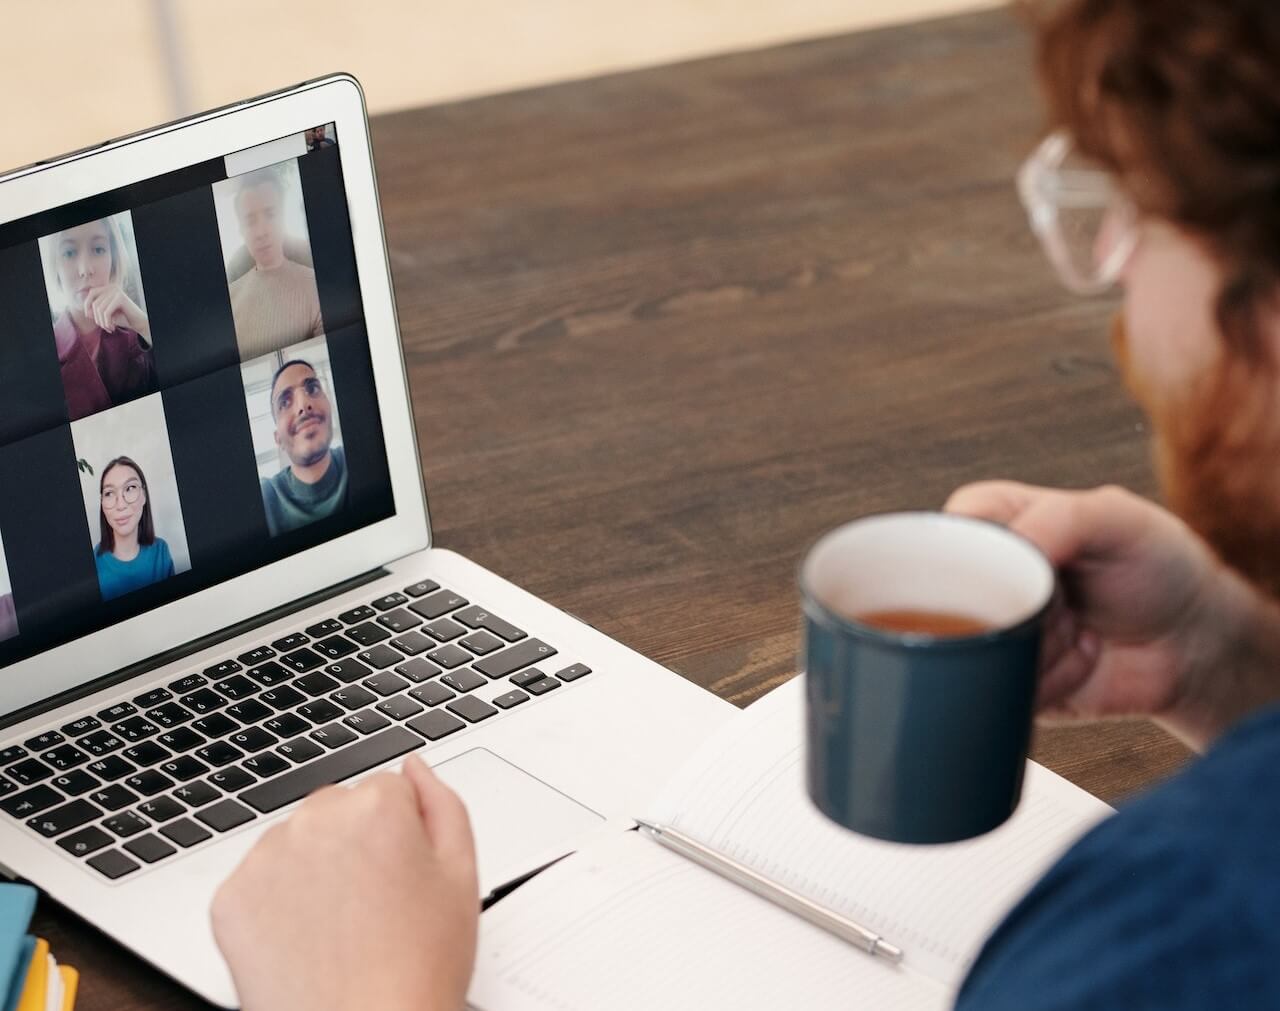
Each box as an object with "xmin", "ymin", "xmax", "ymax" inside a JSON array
[{"xmin": 0, "ymin": 580, "xmax": 591, "ymax": 881}]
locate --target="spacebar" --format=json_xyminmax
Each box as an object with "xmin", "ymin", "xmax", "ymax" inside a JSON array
[{"xmin": 239, "ymin": 727, "xmax": 424, "ymax": 813}]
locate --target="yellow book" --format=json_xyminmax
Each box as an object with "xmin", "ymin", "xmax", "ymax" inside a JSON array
[
  {"xmin": 13, "ymin": 939, "xmax": 47, "ymax": 1011},
  {"xmin": 56, "ymin": 967, "xmax": 76, "ymax": 1011}
]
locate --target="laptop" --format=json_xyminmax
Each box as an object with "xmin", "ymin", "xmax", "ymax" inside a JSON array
[{"xmin": 0, "ymin": 75, "xmax": 734, "ymax": 1006}]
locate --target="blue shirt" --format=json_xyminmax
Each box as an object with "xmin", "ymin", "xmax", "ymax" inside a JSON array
[
  {"xmin": 956, "ymin": 703, "xmax": 1280, "ymax": 1009},
  {"xmin": 94, "ymin": 539, "xmax": 175, "ymax": 601}
]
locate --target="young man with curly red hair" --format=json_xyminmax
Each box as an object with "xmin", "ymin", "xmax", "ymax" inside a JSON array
[{"xmin": 211, "ymin": 2, "xmax": 1280, "ymax": 1006}]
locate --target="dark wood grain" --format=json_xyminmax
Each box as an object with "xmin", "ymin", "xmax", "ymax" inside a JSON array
[{"xmin": 36, "ymin": 8, "xmax": 1190, "ymax": 1007}]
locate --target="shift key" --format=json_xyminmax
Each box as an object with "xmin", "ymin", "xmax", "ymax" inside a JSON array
[{"xmin": 473, "ymin": 639, "xmax": 557, "ymax": 679}]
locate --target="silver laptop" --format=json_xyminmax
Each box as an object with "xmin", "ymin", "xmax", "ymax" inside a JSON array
[{"xmin": 0, "ymin": 75, "xmax": 734, "ymax": 1007}]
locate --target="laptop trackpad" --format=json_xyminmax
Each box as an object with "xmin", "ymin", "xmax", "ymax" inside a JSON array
[{"xmin": 432, "ymin": 747, "xmax": 604, "ymax": 894}]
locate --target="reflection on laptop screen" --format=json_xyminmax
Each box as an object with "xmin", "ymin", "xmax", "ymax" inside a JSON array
[{"xmin": 0, "ymin": 123, "xmax": 395, "ymax": 667}]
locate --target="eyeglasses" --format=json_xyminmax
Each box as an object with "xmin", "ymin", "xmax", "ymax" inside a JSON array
[
  {"xmin": 1017, "ymin": 130, "xmax": 1138, "ymax": 296},
  {"xmin": 101, "ymin": 480, "xmax": 143, "ymax": 508}
]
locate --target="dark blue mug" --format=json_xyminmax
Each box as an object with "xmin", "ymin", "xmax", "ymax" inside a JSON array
[{"xmin": 801, "ymin": 512, "xmax": 1055, "ymax": 844}]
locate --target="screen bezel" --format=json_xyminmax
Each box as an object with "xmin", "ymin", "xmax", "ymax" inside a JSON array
[{"xmin": 0, "ymin": 75, "xmax": 430, "ymax": 718}]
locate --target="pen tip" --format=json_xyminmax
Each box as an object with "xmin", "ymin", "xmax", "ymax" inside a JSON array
[{"xmin": 633, "ymin": 818, "xmax": 658, "ymax": 832}]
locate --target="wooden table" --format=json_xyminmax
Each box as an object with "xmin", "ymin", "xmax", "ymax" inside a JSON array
[{"xmin": 33, "ymin": 8, "xmax": 1191, "ymax": 1007}]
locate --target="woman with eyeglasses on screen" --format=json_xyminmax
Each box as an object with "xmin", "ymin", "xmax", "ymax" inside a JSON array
[
  {"xmin": 46, "ymin": 215, "xmax": 156, "ymax": 422},
  {"xmin": 94, "ymin": 457, "xmax": 174, "ymax": 602}
]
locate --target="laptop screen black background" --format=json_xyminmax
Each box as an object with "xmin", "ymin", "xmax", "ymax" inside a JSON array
[{"xmin": 0, "ymin": 134, "xmax": 395, "ymax": 669}]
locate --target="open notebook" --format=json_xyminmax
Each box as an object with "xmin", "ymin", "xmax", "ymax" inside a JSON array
[{"xmin": 468, "ymin": 676, "xmax": 1113, "ymax": 1011}]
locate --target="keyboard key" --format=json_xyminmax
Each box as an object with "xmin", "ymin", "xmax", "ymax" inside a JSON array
[
  {"xmin": 314, "ymin": 635, "xmax": 359, "ymax": 660},
  {"xmin": 123, "ymin": 742, "xmax": 171, "ymax": 766},
  {"xmin": 6, "ymin": 759, "xmax": 53, "ymax": 785},
  {"xmin": 493, "ymin": 689, "xmax": 529, "ymax": 709},
  {"xmin": 226, "ymin": 699, "xmax": 274, "ymax": 725},
  {"xmin": 43, "ymin": 745, "xmax": 88, "ymax": 771},
  {"xmin": 403, "ymin": 580, "xmax": 439, "ymax": 598},
  {"xmin": 376, "ymin": 608, "xmax": 421, "ymax": 633},
  {"xmin": 306, "ymin": 618, "xmax": 344, "ymax": 638},
  {"xmin": 80, "ymin": 731, "xmax": 125, "ymax": 757},
  {"xmin": 297, "ymin": 700, "xmax": 344, "ymax": 725},
  {"xmin": 108, "ymin": 698, "xmax": 146, "ymax": 719},
  {"xmin": 310, "ymin": 723, "xmax": 358, "ymax": 749},
  {"xmin": 25, "ymin": 731, "xmax": 65, "ymax": 751},
  {"xmin": 459, "ymin": 630, "xmax": 504, "ymax": 655},
  {"xmin": 408, "ymin": 590, "xmax": 468, "ymax": 621},
  {"xmin": 425, "ymin": 644, "xmax": 472, "ymax": 670},
  {"xmin": 357, "ymin": 645, "xmax": 405, "ymax": 670},
  {"xmin": 446, "ymin": 696, "xmax": 498, "ymax": 724},
  {"xmin": 272, "ymin": 632, "xmax": 309, "ymax": 652},
  {"xmin": 343, "ymin": 710, "xmax": 391, "ymax": 735},
  {"xmin": 346, "ymin": 622, "xmax": 390, "ymax": 648},
  {"xmin": 408, "ymin": 682, "xmax": 456, "ymax": 708},
  {"xmin": 127, "ymin": 692, "xmax": 166, "ymax": 712},
  {"xmin": 265, "ymin": 713, "xmax": 310, "ymax": 738},
  {"xmin": 214, "ymin": 675, "xmax": 259, "ymax": 700},
  {"xmin": 159, "ymin": 756, "xmax": 210, "ymax": 783},
  {"xmin": 103, "ymin": 811, "xmax": 150, "ymax": 838},
  {"xmin": 242, "ymin": 752, "xmax": 289, "ymax": 779},
  {"xmin": 180, "ymin": 689, "xmax": 227, "ymax": 715},
  {"xmin": 0, "ymin": 746, "xmax": 27, "ymax": 765},
  {"xmin": 338, "ymin": 605, "xmax": 377, "ymax": 624},
  {"xmin": 160, "ymin": 818, "xmax": 213, "ymax": 848},
  {"xmin": 197, "ymin": 742, "xmax": 244, "ymax": 768},
  {"xmin": 388, "ymin": 631, "xmax": 434, "ymax": 656},
  {"xmin": 158, "ymin": 727, "xmax": 205, "ymax": 753},
  {"xmin": 395, "ymin": 658, "xmax": 442, "ymax": 683},
  {"xmin": 172, "ymin": 781, "xmax": 220, "ymax": 807},
  {"xmin": 58, "ymin": 825, "xmax": 113, "ymax": 858},
  {"xmin": 526, "ymin": 677, "xmax": 561, "ymax": 696},
  {"xmin": 555, "ymin": 663, "xmax": 592, "ymax": 682},
  {"xmin": 195, "ymin": 799, "xmax": 255, "ymax": 833},
  {"xmin": 325, "ymin": 659, "xmax": 372, "ymax": 683},
  {"xmin": 229, "ymin": 726, "xmax": 276, "ymax": 753},
  {"xmin": 246, "ymin": 661, "xmax": 292, "ymax": 687},
  {"xmin": 62, "ymin": 716, "xmax": 102, "ymax": 737},
  {"xmin": 278, "ymin": 738, "xmax": 324, "ymax": 763},
  {"xmin": 453, "ymin": 606, "xmax": 526, "ymax": 643},
  {"xmin": 423, "ymin": 618, "xmax": 466, "ymax": 642},
  {"xmin": 128, "ymin": 770, "xmax": 177, "ymax": 796},
  {"xmin": 441, "ymin": 669, "xmax": 486, "ymax": 694},
  {"xmin": 238, "ymin": 646, "xmax": 276, "ymax": 666},
  {"xmin": 169, "ymin": 674, "xmax": 207, "ymax": 694},
  {"xmin": 376, "ymin": 695, "xmax": 424, "ymax": 721},
  {"xmin": 28, "ymin": 799, "xmax": 101, "ymax": 837},
  {"xmin": 0, "ymin": 779, "xmax": 15, "ymax": 798},
  {"xmin": 88, "ymin": 849, "xmax": 139, "ymax": 879},
  {"xmin": 262, "ymin": 686, "xmax": 307, "ymax": 711},
  {"xmin": 1, "ymin": 785, "xmax": 62, "ymax": 817},
  {"xmin": 331, "ymin": 686, "xmax": 378, "ymax": 710},
  {"xmin": 295, "ymin": 671, "xmax": 341, "ymax": 697},
  {"xmin": 475, "ymin": 639, "xmax": 556, "ymax": 679},
  {"xmin": 205, "ymin": 659, "xmax": 242, "ymax": 679},
  {"xmin": 137, "ymin": 796, "xmax": 184, "ymax": 822},
  {"xmin": 240, "ymin": 726, "xmax": 423, "ymax": 814},
  {"xmin": 406, "ymin": 710, "xmax": 466, "ymax": 741},
  {"xmin": 51, "ymin": 770, "xmax": 99, "ymax": 796},
  {"xmin": 88, "ymin": 757, "xmax": 136, "ymax": 783},
  {"xmin": 147, "ymin": 702, "xmax": 194, "ymax": 728},
  {"xmin": 208, "ymin": 767, "xmax": 255, "ymax": 792},
  {"xmin": 113, "ymin": 717, "xmax": 161, "ymax": 743},
  {"xmin": 362, "ymin": 671, "xmax": 409, "ymax": 697},
  {"xmin": 193, "ymin": 714, "xmax": 239, "ymax": 738},
  {"xmin": 281, "ymin": 648, "xmax": 325, "ymax": 674},
  {"xmin": 371, "ymin": 592, "xmax": 408, "ymax": 611},
  {"xmin": 89, "ymin": 784, "xmax": 139, "ymax": 811},
  {"xmin": 124, "ymin": 833, "xmax": 177, "ymax": 864}
]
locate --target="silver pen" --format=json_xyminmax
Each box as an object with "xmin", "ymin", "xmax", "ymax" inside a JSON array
[{"xmin": 634, "ymin": 818, "xmax": 905, "ymax": 964}]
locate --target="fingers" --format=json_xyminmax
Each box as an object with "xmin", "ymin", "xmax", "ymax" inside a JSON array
[
  {"xmin": 944, "ymin": 480, "xmax": 1043, "ymax": 526},
  {"xmin": 402, "ymin": 755, "xmax": 475, "ymax": 863}
]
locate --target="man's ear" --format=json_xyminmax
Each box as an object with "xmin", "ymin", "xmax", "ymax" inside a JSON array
[{"xmin": 273, "ymin": 427, "xmax": 281, "ymax": 448}]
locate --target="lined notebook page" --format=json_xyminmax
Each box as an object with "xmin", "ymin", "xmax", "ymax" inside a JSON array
[
  {"xmin": 645, "ymin": 675, "xmax": 1113, "ymax": 986},
  {"xmin": 470, "ymin": 829, "xmax": 950, "ymax": 1011}
]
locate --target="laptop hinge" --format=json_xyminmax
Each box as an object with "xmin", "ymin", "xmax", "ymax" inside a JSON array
[{"xmin": 0, "ymin": 566, "xmax": 391, "ymax": 733}]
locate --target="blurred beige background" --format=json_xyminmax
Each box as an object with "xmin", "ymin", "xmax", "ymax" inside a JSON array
[{"xmin": 6, "ymin": 0, "xmax": 991, "ymax": 171}]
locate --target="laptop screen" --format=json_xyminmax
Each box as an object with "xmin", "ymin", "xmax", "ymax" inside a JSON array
[{"xmin": 0, "ymin": 123, "xmax": 395, "ymax": 670}]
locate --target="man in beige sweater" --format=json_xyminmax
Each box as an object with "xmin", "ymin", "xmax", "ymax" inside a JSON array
[{"xmin": 228, "ymin": 168, "xmax": 324, "ymax": 361}]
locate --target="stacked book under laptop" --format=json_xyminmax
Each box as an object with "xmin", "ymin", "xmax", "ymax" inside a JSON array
[{"xmin": 0, "ymin": 886, "xmax": 77, "ymax": 1011}]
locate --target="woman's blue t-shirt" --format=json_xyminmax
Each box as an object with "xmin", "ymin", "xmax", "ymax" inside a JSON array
[{"xmin": 94, "ymin": 539, "xmax": 175, "ymax": 601}]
